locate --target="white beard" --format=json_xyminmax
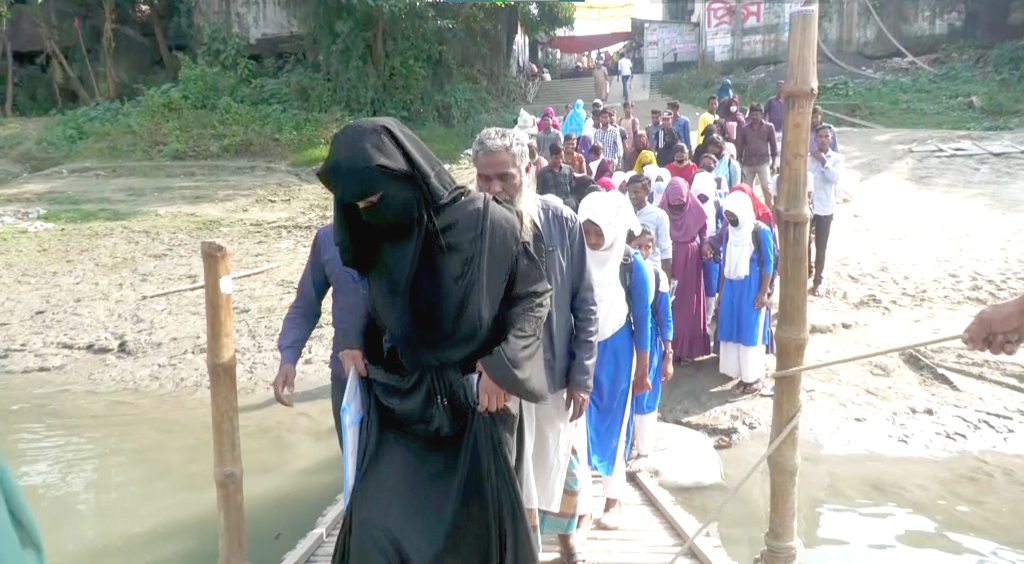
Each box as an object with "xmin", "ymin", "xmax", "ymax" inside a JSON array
[{"xmin": 513, "ymin": 173, "xmax": 539, "ymax": 240}]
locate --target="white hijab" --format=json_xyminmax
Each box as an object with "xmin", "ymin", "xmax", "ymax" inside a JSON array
[
  {"xmin": 690, "ymin": 171, "xmax": 719, "ymax": 237},
  {"xmin": 723, "ymin": 191, "xmax": 755, "ymax": 280},
  {"xmin": 578, "ymin": 191, "xmax": 642, "ymax": 341},
  {"xmin": 611, "ymin": 171, "xmax": 629, "ymax": 191}
]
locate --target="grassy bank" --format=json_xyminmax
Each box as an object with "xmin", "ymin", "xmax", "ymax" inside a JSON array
[
  {"xmin": 661, "ymin": 42, "xmax": 1024, "ymax": 131},
  {"xmin": 1, "ymin": 59, "xmax": 514, "ymax": 176}
]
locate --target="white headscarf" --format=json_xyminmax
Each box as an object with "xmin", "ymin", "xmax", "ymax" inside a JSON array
[
  {"xmin": 611, "ymin": 171, "xmax": 629, "ymax": 191},
  {"xmin": 723, "ymin": 191, "xmax": 755, "ymax": 280},
  {"xmin": 578, "ymin": 190, "xmax": 642, "ymax": 341},
  {"xmin": 643, "ymin": 165, "xmax": 671, "ymax": 203},
  {"xmin": 690, "ymin": 171, "xmax": 719, "ymax": 237}
]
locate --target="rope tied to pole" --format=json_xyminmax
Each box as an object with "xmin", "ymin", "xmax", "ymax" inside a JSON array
[{"xmin": 670, "ymin": 404, "xmax": 804, "ymax": 561}]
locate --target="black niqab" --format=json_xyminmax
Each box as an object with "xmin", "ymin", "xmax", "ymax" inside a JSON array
[{"xmin": 319, "ymin": 118, "xmax": 551, "ymax": 564}]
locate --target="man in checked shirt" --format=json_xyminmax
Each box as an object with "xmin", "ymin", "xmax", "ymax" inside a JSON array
[{"xmin": 592, "ymin": 108, "xmax": 623, "ymax": 170}]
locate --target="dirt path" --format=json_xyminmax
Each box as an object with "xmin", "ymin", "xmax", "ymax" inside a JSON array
[{"xmin": 2, "ymin": 131, "xmax": 1023, "ymax": 454}]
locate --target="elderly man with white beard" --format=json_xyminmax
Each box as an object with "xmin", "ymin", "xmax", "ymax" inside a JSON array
[{"xmin": 473, "ymin": 127, "xmax": 599, "ymax": 564}]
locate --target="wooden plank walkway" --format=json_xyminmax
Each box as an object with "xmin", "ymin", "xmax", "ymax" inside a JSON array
[{"xmin": 280, "ymin": 474, "xmax": 735, "ymax": 564}]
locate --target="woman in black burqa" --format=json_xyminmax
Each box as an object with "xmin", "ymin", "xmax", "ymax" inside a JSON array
[{"xmin": 317, "ymin": 117, "xmax": 552, "ymax": 564}]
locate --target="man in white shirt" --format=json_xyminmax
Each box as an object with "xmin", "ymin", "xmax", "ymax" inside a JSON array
[
  {"xmin": 618, "ymin": 55, "xmax": 633, "ymax": 100},
  {"xmin": 625, "ymin": 173, "xmax": 672, "ymax": 276},
  {"xmin": 807, "ymin": 124, "xmax": 843, "ymax": 296}
]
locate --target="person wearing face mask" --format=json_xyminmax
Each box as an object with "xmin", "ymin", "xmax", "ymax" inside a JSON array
[
  {"xmin": 665, "ymin": 143, "xmax": 698, "ymax": 186},
  {"xmin": 715, "ymin": 191, "xmax": 776, "ymax": 396},
  {"xmin": 706, "ymin": 134, "xmax": 741, "ymax": 190},
  {"xmin": 323, "ymin": 118, "xmax": 552, "ymax": 564},
  {"xmin": 642, "ymin": 164, "xmax": 671, "ymax": 205},
  {"xmin": 660, "ymin": 178, "xmax": 711, "ymax": 362}
]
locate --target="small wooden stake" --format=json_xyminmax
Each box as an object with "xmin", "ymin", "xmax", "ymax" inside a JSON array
[
  {"xmin": 201, "ymin": 240, "xmax": 247, "ymax": 564},
  {"xmin": 759, "ymin": 5, "xmax": 818, "ymax": 564}
]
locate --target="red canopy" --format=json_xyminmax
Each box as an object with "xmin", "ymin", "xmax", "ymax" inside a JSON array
[{"xmin": 544, "ymin": 32, "xmax": 633, "ymax": 54}]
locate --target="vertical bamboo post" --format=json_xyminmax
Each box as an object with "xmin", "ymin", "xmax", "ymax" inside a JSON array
[
  {"xmin": 758, "ymin": 5, "xmax": 817, "ymax": 564},
  {"xmin": 201, "ymin": 240, "xmax": 248, "ymax": 564}
]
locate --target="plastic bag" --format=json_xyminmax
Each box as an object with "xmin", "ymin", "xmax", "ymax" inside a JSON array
[{"xmin": 340, "ymin": 367, "xmax": 364, "ymax": 510}]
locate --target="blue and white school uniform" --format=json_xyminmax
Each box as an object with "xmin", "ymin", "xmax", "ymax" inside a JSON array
[
  {"xmin": 577, "ymin": 191, "xmax": 652, "ymax": 501},
  {"xmin": 718, "ymin": 192, "xmax": 776, "ymax": 384},
  {"xmin": 630, "ymin": 259, "xmax": 672, "ymax": 457}
]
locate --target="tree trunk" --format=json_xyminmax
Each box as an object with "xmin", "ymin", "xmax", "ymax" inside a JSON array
[
  {"xmin": 50, "ymin": 59, "xmax": 63, "ymax": 110},
  {"xmin": 758, "ymin": 4, "xmax": 818, "ymax": 564},
  {"xmin": 2, "ymin": 32, "xmax": 11, "ymax": 117},
  {"xmin": 152, "ymin": 2, "xmax": 179, "ymax": 77},
  {"xmin": 49, "ymin": 40, "xmax": 93, "ymax": 105},
  {"xmin": 103, "ymin": 0, "xmax": 116, "ymax": 99},
  {"xmin": 76, "ymin": 25, "xmax": 102, "ymax": 100}
]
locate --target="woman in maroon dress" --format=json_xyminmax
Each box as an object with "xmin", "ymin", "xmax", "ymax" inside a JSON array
[{"xmin": 661, "ymin": 178, "xmax": 711, "ymax": 361}]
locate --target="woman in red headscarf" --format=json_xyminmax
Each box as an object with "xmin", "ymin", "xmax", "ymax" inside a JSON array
[
  {"xmin": 661, "ymin": 178, "xmax": 711, "ymax": 361},
  {"xmin": 730, "ymin": 183, "xmax": 775, "ymax": 230}
]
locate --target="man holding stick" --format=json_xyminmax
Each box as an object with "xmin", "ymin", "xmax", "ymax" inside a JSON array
[{"xmin": 964, "ymin": 294, "xmax": 1024, "ymax": 356}]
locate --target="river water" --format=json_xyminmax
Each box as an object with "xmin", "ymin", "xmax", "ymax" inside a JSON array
[
  {"xmin": 675, "ymin": 437, "xmax": 1024, "ymax": 564},
  {"xmin": 1, "ymin": 374, "xmax": 341, "ymax": 564},
  {"xmin": 5, "ymin": 374, "xmax": 1024, "ymax": 564}
]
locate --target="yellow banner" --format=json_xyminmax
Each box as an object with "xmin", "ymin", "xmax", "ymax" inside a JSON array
[{"xmin": 574, "ymin": 0, "xmax": 634, "ymax": 22}]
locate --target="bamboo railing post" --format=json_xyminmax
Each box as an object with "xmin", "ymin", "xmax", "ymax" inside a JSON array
[
  {"xmin": 201, "ymin": 240, "xmax": 248, "ymax": 564},
  {"xmin": 759, "ymin": 5, "xmax": 818, "ymax": 564}
]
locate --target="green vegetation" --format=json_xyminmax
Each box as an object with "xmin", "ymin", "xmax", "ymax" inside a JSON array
[
  {"xmin": 1, "ymin": 2, "xmax": 576, "ymax": 172},
  {"xmin": 661, "ymin": 41, "xmax": 1024, "ymax": 131}
]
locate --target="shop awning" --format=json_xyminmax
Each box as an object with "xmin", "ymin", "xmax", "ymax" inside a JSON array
[{"xmin": 544, "ymin": 32, "xmax": 633, "ymax": 54}]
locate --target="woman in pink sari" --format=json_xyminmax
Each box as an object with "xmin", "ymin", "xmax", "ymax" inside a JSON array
[{"xmin": 661, "ymin": 178, "xmax": 711, "ymax": 361}]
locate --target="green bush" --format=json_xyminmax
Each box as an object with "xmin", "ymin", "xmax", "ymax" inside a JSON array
[{"xmin": 2, "ymin": 23, "xmax": 517, "ymax": 171}]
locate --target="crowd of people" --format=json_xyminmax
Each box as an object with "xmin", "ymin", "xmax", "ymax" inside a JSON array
[{"xmin": 257, "ymin": 81, "xmax": 1023, "ymax": 564}]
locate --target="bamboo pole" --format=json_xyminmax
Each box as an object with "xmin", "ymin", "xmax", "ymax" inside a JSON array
[
  {"xmin": 758, "ymin": 5, "xmax": 818, "ymax": 564},
  {"xmin": 201, "ymin": 240, "xmax": 247, "ymax": 564}
]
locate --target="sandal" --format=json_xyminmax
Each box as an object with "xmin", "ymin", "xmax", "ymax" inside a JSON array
[
  {"xmin": 596, "ymin": 508, "xmax": 621, "ymax": 530},
  {"xmin": 560, "ymin": 549, "xmax": 588, "ymax": 564},
  {"xmin": 745, "ymin": 379, "xmax": 764, "ymax": 395},
  {"xmin": 731, "ymin": 381, "xmax": 749, "ymax": 395}
]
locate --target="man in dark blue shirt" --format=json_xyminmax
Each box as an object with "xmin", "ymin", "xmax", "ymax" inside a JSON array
[{"xmin": 274, "ymin": 222, "xmax": 368, "ymax": 449}]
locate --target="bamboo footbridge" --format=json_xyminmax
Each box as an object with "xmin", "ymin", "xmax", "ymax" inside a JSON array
[
  {"xmin": 186, "ymin": 5, "xmax": 835, "ymax": 564},
  {"xmin": 279, "ymin": 473, "xmax": 737, "ymax": 564}
]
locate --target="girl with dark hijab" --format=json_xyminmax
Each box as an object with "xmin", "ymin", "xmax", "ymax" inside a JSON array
[
  {"xmin": 660, "ymin": 178, "xmax": 711, "ymax": 361},
  {"xmin": 655, "ymin": 124, "xmax": 680, "ymax": 168},
  {"xmin": 692, "ymin": 123, "xmax": 719, "ymax": 165},
  {"xmin": 319, "ymin": 117, "xmax": 552, "ymax": 564}
]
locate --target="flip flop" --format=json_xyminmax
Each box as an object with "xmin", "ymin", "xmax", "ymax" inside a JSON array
[{"xmin": 560, "ymin": 549, "xmax": 588, "ymax": 564}]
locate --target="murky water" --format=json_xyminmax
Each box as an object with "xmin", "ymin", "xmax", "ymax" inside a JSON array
[
  {"xmin": 675, "ymin": 437, "xmax": 1024, "ymax": 564},
  {"xmin": 6, "ymin": 374, "xmax": 1024, "ymax": 564},
  {"xmin": 1, "ymin": 374, "xmax": 342, "ymax": 564}
]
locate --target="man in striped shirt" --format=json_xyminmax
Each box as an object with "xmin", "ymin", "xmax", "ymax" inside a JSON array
[{"xmin": 592, "ymin": 108, "xmax": 623, "ymax": 170}]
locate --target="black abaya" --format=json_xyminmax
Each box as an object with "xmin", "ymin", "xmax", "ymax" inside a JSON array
[{"xmin": 318, "ymin": 118, "xmax": 551, "ymax": 564}]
